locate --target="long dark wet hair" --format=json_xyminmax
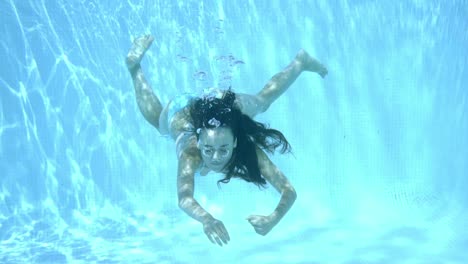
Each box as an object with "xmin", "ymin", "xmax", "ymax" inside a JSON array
[{"xmin": 186, "ymin": 89, "xmax": 291, "ymax": 188}]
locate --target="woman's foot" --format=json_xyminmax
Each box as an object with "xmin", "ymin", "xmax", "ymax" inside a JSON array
[
  {"xmin": 295, "ymin": 49, "xmax": 328, "ymax": 78},
  {"xmin": 126, "ymin": 35, "xmax": 155, "ymax": 70}
]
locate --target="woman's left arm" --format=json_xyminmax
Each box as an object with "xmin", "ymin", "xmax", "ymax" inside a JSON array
[{"xmin": 246, "ymin": 147, "xmax": 297, "ymax": 236}]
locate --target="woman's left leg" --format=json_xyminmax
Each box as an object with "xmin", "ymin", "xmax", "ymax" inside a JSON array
[{"xmin": 236, "ymin": 49, "xmax": 327, "ymax": 118}]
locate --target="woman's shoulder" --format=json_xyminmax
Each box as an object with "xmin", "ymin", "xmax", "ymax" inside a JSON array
[
  {"xmin": 169, "ymin": 107, "xmax": 194, "ymax": 137},
  {"xmin": 176, "ymin": 133, "xmax": 203, "ymax": 174},
  {"xmin": 175, "ymin": 130, "xmax": 199, "ymax": 158}
]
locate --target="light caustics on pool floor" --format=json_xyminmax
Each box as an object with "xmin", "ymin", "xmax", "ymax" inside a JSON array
[{"xmin": 1, "ymin": 0, "xmax": 467, "ymax": 263}]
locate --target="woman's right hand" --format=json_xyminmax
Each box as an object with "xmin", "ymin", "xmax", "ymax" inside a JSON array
[{"xmin": 202, "ymin": 217, "xmax": 230, "ymax": 246}]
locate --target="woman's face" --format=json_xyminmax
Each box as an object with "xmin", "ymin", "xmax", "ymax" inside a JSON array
[{"xmin": 197, "ymin": 127, "xmax": 237, "ymax": 172}]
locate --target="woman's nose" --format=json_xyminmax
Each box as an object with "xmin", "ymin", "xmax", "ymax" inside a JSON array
[{"xmin": 212, "ymin": 151, "xmax": 222, "ymax": 161}]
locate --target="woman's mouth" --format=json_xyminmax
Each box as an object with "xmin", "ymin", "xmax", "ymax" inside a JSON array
[{"xmin": 211, "ymin": 162, "xmax": 223, "ymax": 167}]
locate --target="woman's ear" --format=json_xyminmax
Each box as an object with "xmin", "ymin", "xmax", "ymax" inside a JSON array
[{"xmin": 233, "ymin": 138, "xmax": 237, "ymax": 148}]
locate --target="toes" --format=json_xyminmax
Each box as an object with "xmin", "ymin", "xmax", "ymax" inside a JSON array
[{"xmin": 126, "ymin": 35, "xmax": 154, "ymax": 68}]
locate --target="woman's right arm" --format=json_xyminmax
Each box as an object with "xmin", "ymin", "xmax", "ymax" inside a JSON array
[
  {"xmin": 177, "ymin": 147, "xmax": 230, "ymax": 246},
  {"xmin": 177, "ymin": 147, "xmax": 211, "ymax": 222}
]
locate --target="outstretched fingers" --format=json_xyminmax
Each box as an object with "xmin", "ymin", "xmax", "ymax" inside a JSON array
[
  {"xmin": 203, "ymin": 218, "xmax": 230, "ymax": 246},
  {"xmin": 215, "ymin": 222, "xmax": 230, "ymax": 243}
]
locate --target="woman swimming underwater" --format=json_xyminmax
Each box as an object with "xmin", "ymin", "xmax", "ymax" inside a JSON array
[{"xmin": 126, "ymin": 35, "xmax": 327, "ymax": 246}]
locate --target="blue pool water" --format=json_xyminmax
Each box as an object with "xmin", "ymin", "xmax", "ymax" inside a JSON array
[{"xmin": 1, "ymin": 1, "xmax": 467, "ymax": 263}]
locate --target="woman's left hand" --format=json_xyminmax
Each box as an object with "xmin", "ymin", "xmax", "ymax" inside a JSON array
[{"xmin": 246, "ymin": 214, "xmax": 277, "ymax": 236}]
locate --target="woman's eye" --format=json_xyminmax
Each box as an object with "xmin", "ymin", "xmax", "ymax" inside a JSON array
[{"xmin": 204, "ymin": 149, "xmax": 213, "ymax": 155}]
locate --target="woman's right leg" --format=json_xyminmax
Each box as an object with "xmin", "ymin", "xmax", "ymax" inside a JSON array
[{"xmin": 126, "ymin": 35, "xmax": 164, "ymax": 132}]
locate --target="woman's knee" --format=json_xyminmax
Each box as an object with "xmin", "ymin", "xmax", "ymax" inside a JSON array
[{"xmin": 236, "ymin": 93, "xmax": 269, "ymax": 117}]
